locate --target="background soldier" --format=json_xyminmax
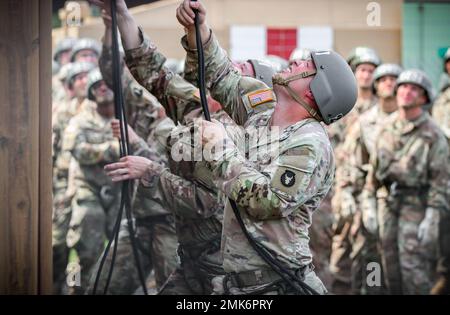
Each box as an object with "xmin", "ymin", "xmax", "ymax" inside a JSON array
[
  {"xmin": 63, "ymin": 68, "xmax": 121, "ymax": 293},
  {"xmin": 362, "ymin": 69, "xmax": 449, "ymax": 294},
  {"xmin": 329, "ymin": 46, "xmax": 381, "ymax": 294},
  {"xmin": 52, "ymin": 61, "xmax": 95, "ymax": 294},
  {"xmin": 337, "ymin": 63, "xmax": 402, "ymax": 294}
]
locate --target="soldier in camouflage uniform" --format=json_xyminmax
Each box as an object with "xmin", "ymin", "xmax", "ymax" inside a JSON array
[
  {"xmin": 173, "ymin": 0, "xmax": 358, "ymax": 295},
  {"xmin": 84, "ymin": 18, "xmax": 179, "ymax": 294},
  {"xmin": 89, "ymin": 1, "xmax": 227, "ymax": 294},
  {"xmin": 431, "ymin": 71, "xmax": 450, "ymax": 294},
  {"xmin": 70, "ymin": 38, "xmax": 101, "ymax": 65},
  {"xmin": 361, "ymin": 69, "xmax": 449, "ymax": 294},
  {"xmin": 53, "ymin": 38, "xmax": 78, "ymax": 104},
  {"xmin": 329, "ymin": 47, "xmax": 381, "ymax": 294},
  {"xmin": 52, "ymin": 61, "xmax": 96, "ymax": 294},
  {"xmin": 337, "ymin": 64, "xmax": 402, "ymax": 294},
  {"xmin": 63, "ymin": 68, "xmax": 122, "ymax": 292}
]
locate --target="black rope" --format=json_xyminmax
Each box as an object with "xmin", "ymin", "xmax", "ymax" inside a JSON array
[
  {"xmin": 92, "ymin": 0, "xmax": 148, "ymax": 295},
  {"xmin": 192, "ymin": 1, "xmax": 318, "ymax": 295}
]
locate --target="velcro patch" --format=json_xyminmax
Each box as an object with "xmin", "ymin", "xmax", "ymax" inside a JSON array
[{"xmin": 247, "ymin": 89, "xmax": 275, "ymax": 108}]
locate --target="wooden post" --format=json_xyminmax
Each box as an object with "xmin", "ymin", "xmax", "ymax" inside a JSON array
[{"xmin": 0, "ymin": 0, "xmax": 52, "ymax": 294}]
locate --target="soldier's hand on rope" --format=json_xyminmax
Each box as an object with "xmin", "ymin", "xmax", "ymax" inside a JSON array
[
  {"xmin": 104, "ymin": 156, "xmax": 161, "ymax": 182},
  {"xmin": 111, "ymin": 119, "xmax": 139, "ymax": 144}
]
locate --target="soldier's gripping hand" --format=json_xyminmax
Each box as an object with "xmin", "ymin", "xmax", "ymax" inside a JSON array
[
  {"xmin": 176, "ymin": 0, "xmax": 206, "ymax": 30},
  {"xmin": 104, "ymin": 156, "xmax": 163, "ymax": 182},
  {"xmin": 111, "ymin": 119, "xmax": 139, "ymax": 144},
  {"xmin": 418, "ymin": 207, "xmax": 440, "ymax": 250}
]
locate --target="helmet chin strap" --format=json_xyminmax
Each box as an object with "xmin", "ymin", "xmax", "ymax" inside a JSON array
[{"xmin": 272, "ymin": 70, "xmax": 322, "ymax": 121}]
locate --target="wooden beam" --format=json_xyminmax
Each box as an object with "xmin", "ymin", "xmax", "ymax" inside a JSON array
[{"xmin": 0, "ymin": 0, "xmax": 52, "ymax": 294}]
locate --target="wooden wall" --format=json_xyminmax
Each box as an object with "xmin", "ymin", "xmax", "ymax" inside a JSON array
[{"xmin": 0, "ymin": 0, "xmax": 52, "ymax": 294}]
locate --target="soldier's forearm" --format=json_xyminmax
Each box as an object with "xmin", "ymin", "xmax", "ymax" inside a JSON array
[
  {"xmin": 102, "ymin": 25, "xmax": 112, "ymax": 48},
  {"xmin": 186, "ymin": 24, "xmax": 210, "ymax": 50},
  {"xmin": 117, "ymin": 11, "xmax": 141, "ymax": 50}
]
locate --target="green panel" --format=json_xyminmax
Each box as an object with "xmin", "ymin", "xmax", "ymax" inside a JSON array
[{"xmin": 403, "ymin": 3, "xmax": 450, "ymax": 89}]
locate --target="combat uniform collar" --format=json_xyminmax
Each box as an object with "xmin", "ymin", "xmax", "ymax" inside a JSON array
[
  {"xmin": 394, "ymin": 111, "xmax": 429, "ymax": 135},
  {"xmin": 354, "ymin": 95, "xmax": 378, "ymax": 114},
  {"xmin": 278, "ymin": 118, "xmax": 318, "ymax": 141}
]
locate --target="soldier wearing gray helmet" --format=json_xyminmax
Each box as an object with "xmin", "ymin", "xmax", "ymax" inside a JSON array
[
  {"xmin": 174, "ymin": 0, "xmax": 357, "ymax": 294},
  {"xmin": 361, "ymin": 69, "xmax": 449, "ymax": 294},
  {"xmin": 70, "ymin": 38, "xmax": 101, "ymax": 65},
  {"xmin": 336, "ymin": 63, "xmax": 402, "ymax": 294},
  {"xmin": 328, "ymin": 46, "xmax": 381, "ymax": 294},
  {"xmin": 51, "ymin": 61, "xmax": 95, "ymax": 294},
  {"xmin": 62, "ymin": 68, "xmax": 122, "ymax": 293},
  {"xmin": 289, "ymin": 48, "xmax": 312, "ymax": 64},
  {"xmin": 431, "ymin": 62, "xmax": 450, "ymax": 294}
]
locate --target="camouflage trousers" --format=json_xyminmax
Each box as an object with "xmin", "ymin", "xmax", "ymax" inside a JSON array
[
  {"xmin": 309, "ymin": 192, "xmax": 333, "ymax": 290},
  {"xmin": 86, "ymin": 215, "xmax": 179, "ymax": 294},
  {"xmin": 329, "ymin": 216, "xmax": 353, "ymax": 294},
  {"xmin": 159, "ymin": 244, "xmax": 224, "ymax": 295},
  {"xmin": 348, "ymin": 211, "xmax": 384, "ymax": 295},
  {"xmin": 377, "ymin": 192, "xmax": 402, "ymax": 294},
  {"xmin": 397, "ymin": 200, "xmax": 438, "ymax": 294},
  {"xmin": 211, "ymin": 269, "xmax": 328, "ymax": 295},
  {"xmin": 66, "ymin": 186, "xmax": 120, "ymax": 292},
  {"xmin": 52, "ymin": 185, "xmax": 73, "ymax": 294}
]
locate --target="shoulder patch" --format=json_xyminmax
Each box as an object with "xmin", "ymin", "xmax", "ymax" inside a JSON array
[
  {"xmin": 280, "ymin": 170, "xmax": 296, "ymax": 187},
  {"xmin": 247, "ymin": 89, "xmax": 275, "ymax": 108}
]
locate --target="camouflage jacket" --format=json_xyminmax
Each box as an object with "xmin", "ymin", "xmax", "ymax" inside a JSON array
[
  {"xmin": 99, "ymin": 44, "xmax": 166, "ymax": 141},
  {"xmin": 63, "ymin": 102, "xmax": 120, "ymax": 193},
  {"xmin": 52, "ymin": 97, "xmax": 89, "ymax": 191},
  {"xmin": 124, "ymin": 27, "xmax": 201, "ymax": 124},
  {"xmin": 123, "ymin": 28, "xmax": 226, "ymax": 254},
  {"xmin": 432, "ymin": 87, "xmax": 450, "ymax": 140},
  {"xmin": 184, "ymin": 31, "xmax": 335, "ymax": 273},
  {"xmin": 362, "ymin": 112, "xmax": 449, "ymax": 214},
  {"xmin": 336, "ymin": 105, "xmax": 394, "ymax": 198}
]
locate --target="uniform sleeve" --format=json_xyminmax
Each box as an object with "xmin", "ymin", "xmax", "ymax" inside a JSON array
[
  {"xmin": 427, "ymin": 134, "xmax": 450, "ymax": 214},
  {"xmin": 124, "ymin": 27, "xmax": 201, "ymax": 123},
  {"xmin": 138, "ymin": 168, "xmax": 221, "ymax": 219},
  {"xmin": 206, "ymin": 143, "xmax": 328, "ymax": 220},
  {"xmin": 181, "ymin": 32, "xmax": 274, "ymax": 126},
  {"xmin": 65, "ymin": 120, "xmax": 120, "ymax": 166}
]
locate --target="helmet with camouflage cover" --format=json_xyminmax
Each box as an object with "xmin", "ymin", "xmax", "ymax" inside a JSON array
[
  {"xmin": 53, "ymin": 37, "xmax": 78, "ymax": 63},
  {"xmin": 346, "ymin": 46, "xmax": 376, "ymax": 64},
  {"xmin": 372, "ymin": 63, "xmax": 403, "ymax": 93},
  {"xmin": 273, "ymin": 50, "xmax": 358, "ymax": 125},
  {"xmin": 395, "ymin": 69, "xmax": 436, "ymax": 109},
  {"xmin": 58, "ymin": 63, "xmax": 74, "ymax": 83},
  {"xmin": 289, "ymin": 48, "xmax": 312, "ymax": 62},
  {"xmin": 347, "ymin": 46, "xmax": 381, "ymax": 71},
  {"xmin": 247, "ymin": 59, "xmax": 277, "ymax": 88},
  {"xmin": 262, "ymin": 55, "xmax": 289, "ymax": 72},
  {"xmin": 70, "ymin": 38, "xmax": 101, "ymax": 62},
  {"xmin": 350, "ymin": 50, "xmax": 381, "ymax": 72},
  {"xmin": 86, "ymin": 68, "xmax": 104, "ymax": 101},
  {"xmin": 67, "ymin": 62, "xmax": 96, "ymax": 88}
]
